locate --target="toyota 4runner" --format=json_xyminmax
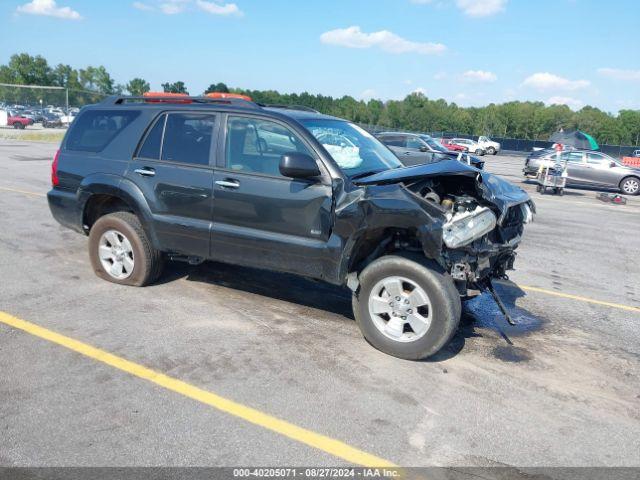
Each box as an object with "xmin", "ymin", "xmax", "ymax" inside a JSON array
[{"xmin": 48, "ymin": 94, "xmax": 534, "ymax": 360}]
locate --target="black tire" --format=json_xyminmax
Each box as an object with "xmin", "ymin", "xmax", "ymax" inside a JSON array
[
  {"xmin": 352, "ymin": 254, "xmax": 461, "ymax": 360},
  {"xmin": 559, "ymin": 188, "xmax": 564, "ymax": 196},
  {"xmin": 620, "ymin": 176, "xmax": 640, "ymax": 196},
  {"xmin": 475, "ymin": 149, "xmax": 484, "ymax": 156},
  {"xmin": 88, "ymin": 212, "xmax": 163, "ymax": 287},
  {"xmin": 13, "ymin": 122, "xmax": 25, "ymax": 130},
  {"xmin": 487, "ymin": 147, "xmax": 496, "ymax": 155},
  {"xmin": 536, "ymin": 185, "xmax": 542, "ymax": 192}
]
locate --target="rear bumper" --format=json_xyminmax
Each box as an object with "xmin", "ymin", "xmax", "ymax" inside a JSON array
[{"xmin": 47, "ymin": 188, "xmax": 83, "ymax": 234}]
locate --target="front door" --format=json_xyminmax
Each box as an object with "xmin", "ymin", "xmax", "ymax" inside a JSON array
[
  {"xmin": 125, "ymin": 112, "xmax": 217, "ymax": 258},
  {"xmin": 560, "ymin": 151, "xmax": 589, "ymax": 185},
  {"xmin": 583, "ymin": 152, "xmax": 620, "ymax": 187},
  {"xmin": 210, "ymin": 114, "xmax": 333, "ymax": 279}
]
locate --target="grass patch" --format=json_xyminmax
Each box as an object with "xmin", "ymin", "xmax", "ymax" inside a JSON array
[{"xmin": 0, "ymin": 130, "xmax": 65, "ymax": 143}]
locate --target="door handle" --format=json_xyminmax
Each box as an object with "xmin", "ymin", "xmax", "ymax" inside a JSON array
[
  {"xmin": 215, "ymin": 179, "xmax": 240, "ymax": 189},
  {"xmin": 134, "ymin": 167, "xmax": 156, "ymax": 177},
  {"xmin": 403, "ymin": 151, "xmax": 412, "ymax": 155}
]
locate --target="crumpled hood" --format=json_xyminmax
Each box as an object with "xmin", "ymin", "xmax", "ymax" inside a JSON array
[{"xmin": 354, "ymin": 160, "xmax": 533, "ymax": 223}]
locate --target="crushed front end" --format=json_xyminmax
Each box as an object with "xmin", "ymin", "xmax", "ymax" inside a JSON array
[{"xmin": 402, "ymin": 166, "xmax": 534, "ymax": 296}]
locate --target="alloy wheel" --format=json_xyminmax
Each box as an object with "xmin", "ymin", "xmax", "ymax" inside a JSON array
[
  {"xmin": 368, "ymin": 276, "xmax": 432, "ymax": 343},
  {"xmin": 98, "ymin": 229, "xmax": 135, "ymax": 279}
]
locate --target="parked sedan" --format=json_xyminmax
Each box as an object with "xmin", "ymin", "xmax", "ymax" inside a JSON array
[
  {"xmin": 42, "ymin": 112, "xmax": 63, "ymax": 128},
  {"xmin": 524, "ymin": 149, "xmax": 640, "ymax": 195},
  {"xmin": 376, "ymin": 132, "xmax": 484, "ymax": 169},
  {"xmin": 438, "ymin": 138, "xmax": 467, "ymax": 152},
  {"xmin": 451, "ymin": 138, "xmax": 485, "ymax": 155}
]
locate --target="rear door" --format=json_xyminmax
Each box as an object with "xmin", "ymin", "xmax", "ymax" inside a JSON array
[
  {"xmin": 210, "ymin": 114, "xmax": 333, "ymax": 278},
  {"xmin": 125, "ymin": 112, "xmax": 217, "ymax": 258}
]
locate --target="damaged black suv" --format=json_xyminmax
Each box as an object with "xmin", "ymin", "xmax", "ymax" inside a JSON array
[{"xmin": 48, "ymin": 94, "xmax": 534, "ymax": 360}]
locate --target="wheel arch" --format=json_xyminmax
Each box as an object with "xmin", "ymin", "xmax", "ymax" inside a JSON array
[{"xmin": 79, "ymin": 175, "xmax": 161, "ymax": 248}]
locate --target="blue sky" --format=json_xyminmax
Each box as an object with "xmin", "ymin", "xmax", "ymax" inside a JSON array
[{"xmin": 2, "ymin": 0, "xmax": 639, "ymax": 112}]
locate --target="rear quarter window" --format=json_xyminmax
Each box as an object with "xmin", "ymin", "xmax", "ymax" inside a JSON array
[{"xmin": 65, "ymin": 110, "xmax": 140, "ymax": 152}]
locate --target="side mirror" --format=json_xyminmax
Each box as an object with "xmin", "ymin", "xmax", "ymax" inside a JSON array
[
  {"xmin": 279, "ymin": 152, "xmax": 320, "ymax": 179},
  {"xmin": 419, "ymin": 145, "xmax": 429, "ymax": 152},
  {"xmin": 610, "ymin": 161, "xmax": 616, "ymax": 168}
]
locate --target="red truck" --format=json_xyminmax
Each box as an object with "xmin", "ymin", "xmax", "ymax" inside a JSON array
[
  {"xmin": 437, "ymin": 138, "xmax": 467, "ymax": 152},
  {"xmin": 2, "ymin": 110, "xmax": 33, "ymax": 129}
]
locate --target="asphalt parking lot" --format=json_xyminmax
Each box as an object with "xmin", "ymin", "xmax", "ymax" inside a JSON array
[{"xmin": 0, "ymin": 141, "xmax": 639, "ymax": 470}]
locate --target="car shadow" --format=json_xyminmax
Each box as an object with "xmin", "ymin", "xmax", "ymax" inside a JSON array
[{"xmin": 156, "ymin": 262, "xmax": 543, "ymax": 362}]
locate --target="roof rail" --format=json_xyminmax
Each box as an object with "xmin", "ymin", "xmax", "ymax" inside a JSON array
[
  {"xmin": 261, "ymin": 104, "xmax": 320, "ymax": 113},
  {"xmin": 102, "ymin": 95, "xmax": 261, "ymax": 109}
]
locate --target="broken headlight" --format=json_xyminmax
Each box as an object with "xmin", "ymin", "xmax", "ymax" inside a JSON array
[{"xmin": 442, "ymin": 206, "xmax": 497, "ymax": 249}]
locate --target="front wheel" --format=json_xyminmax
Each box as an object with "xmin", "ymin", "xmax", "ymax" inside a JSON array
[
  {"xmin": 13, "ymin": 123, "xmax": 25, "ymax": 129},
  {"xmin": 352, "ymin": 255, "xmax": 461, "ymax": 360},
  {"xmin": 88, "ymin": 212, "xmax": 164, "ymax": 286},
  {"xmin": 475, "ymin": 149, "xmax": 484, "ymax": 156},
  {"xmin": 620, "ymin": 177, "xmax": 640, "ymax": 196}
]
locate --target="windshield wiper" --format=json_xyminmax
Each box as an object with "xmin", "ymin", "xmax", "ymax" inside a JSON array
[{"xmin": 350, "ymin": 169, "xmax": 386, "ymax": 180}]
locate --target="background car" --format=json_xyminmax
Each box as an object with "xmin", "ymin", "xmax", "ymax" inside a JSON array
[
  {"xmin": 477, "ymin": 135, "xmax": 501, "ymax": 155},
  {"xmin": 451, "ymin": 138, "xmax": 485, "ymax": 155},
  {"xmin": 524, "ymin": 149, "xmax": 640, "ymax": 195},
  {"xmin": 376, "ymin": 132, "xmax": 484, "ymax": 169},
  {"xmin": 42, "ymin": 112, "xmax": 63, "ymax": 128},
  {"xmin": 438, "ymin": 138, "xmax": 467, "ymax": 152}
]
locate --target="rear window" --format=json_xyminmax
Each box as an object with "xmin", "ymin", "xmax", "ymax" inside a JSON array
[{"xmin": 66, "ymin": 110, "xmax": 140, "ymax": 152}]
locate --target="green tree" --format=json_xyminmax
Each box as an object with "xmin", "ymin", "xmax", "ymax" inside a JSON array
[
  {"xmin": 126, "ymin": 77, "xmax": 150, "ymax": 96},
  {"xmin": 204, "ymin": 82, "xmax": 229, "ymax": 94},
  {"xmin": 161, "ymin": 81, "xmax": 188, "ymax": 94}
]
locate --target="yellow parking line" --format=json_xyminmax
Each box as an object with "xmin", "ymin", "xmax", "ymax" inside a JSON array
[
  {"xmin": 0, "ymin": 311, "xmax": 395, "ymax": 467},
  {"xmin": 0, "ymin": 186, "xmax": 46, "ymax": 197},
  {"xmin": 518, "ymin": 285, "xmax": 640, "ymax": 313}
]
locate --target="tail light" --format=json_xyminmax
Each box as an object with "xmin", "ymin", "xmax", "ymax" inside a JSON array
[{"xmin": 51, "ymin": 149, "xmax": 60, "ymax": 186}]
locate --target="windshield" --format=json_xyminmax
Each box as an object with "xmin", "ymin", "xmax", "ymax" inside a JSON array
[
  {"xmin": 419, "ymin": 135, "xmax": 449, "ymax": 153},
  {"xmin": 301, "ymin": 119, "xmax": 402, "ymax": 177}
]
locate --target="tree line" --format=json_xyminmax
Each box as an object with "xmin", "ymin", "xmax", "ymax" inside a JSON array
[{"xmin": 1, "ymin": 53, "xmax": 639, "ymax": 146}]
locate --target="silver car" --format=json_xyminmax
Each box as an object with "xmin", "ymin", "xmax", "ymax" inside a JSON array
[{"xmin": 524, "ymin": 149, "xmax": 640, "ymax": 195}]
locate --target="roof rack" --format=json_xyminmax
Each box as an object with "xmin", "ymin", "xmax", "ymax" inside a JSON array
[
  {"xmin": 261, "ymin": 104, "xmax": 320, "ymax": 113},
  {"xmin": 103, "ymin": 95, "xmax": 261, "ymax": 109}
]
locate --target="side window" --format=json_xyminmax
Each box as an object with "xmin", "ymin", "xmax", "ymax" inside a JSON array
[
  {"xmin": 226, "ymin": 116, "xmax": 312, "ymax": 176},
  {"xmin": 406, "ymin": 136, "xmax": 423, "ymax": 149},
  {"xmin": 586, "ymin": 152, "xmax": 608, "ymax": 166},
  {"xmin": 561, "ymin": 152, "xmax": 583, "ymax": 164},
  {"xmin": 137, "ymin": 114, "xmax": 166, "ymax": 160},
  {"xmin": 380, "ymin": 135, "xmax": 404, "ymax": 147},
  {"xmin": 66, "ymin": 110, "xmax": 140, "ymax": 152},
  {"xmin": 161, "ymin": 113, "xmax": 216, "ymax": 166}
]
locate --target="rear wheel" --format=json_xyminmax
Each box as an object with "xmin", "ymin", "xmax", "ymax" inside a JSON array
[
  {"xmin": 88, "ymin": 212, "xmax": 163, "ymax": 286},
  {"xmin": 352, "ymin": 254, "xmax": 461, "ymax": 360},
  {"xmin": 620, "ymin": 177, "xmax": 640, "ymax": 196},
  {"xmin": 13, "ymin": 122, "xmax": 25, "ymax": 130},
  {"xmin": 475, "ymin": 149, "xmax": 484, "ymax": 156},
  {"xmin": 487, "ymin": 147, "xmax": 496, "ymax": 155}
]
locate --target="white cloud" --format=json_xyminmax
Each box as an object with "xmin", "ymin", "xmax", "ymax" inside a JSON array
[
  {"xmin": 455, "ymin": 0, "xmax": 507, "ymax": 17},
  {"xmin": 462, "ymin": 70, "xmax": 497, "ymax": 82},
  {"xmin": 195, "ymin": 0, "xmax": 242, "ymax": 16},
  {"xmin": 16, "ymin": 0, "xmax": 81, "ymax": 20},
  {"xmin": 597, "ymin": 68, "xmax": 640, "ymax": 82},
  {"xmin": 160, "ymin": 1, "xmax": 187, "ymax": 14},
  {"xmin": 133, "ymin": 1, "xmax": 154, "ymax": 11},
  {"xmin": 320, "ymin": 26, "xmax": 446, "ymax": 55},
  {"xmin": 412, "ymin": 87, "xmax": 428, "ymax": 96},
  {"xmin": 133, "ymin": 0, "xmax": 242, "ymax": 16},
  {"xmin": 360, "ymin": 89, "xmax": 377, "ymax": 100},
  {"xmin": 546, "ymin": 96, "xmax": 584, "ymax": 110},
  {"xmin": 522, "ymin": 72, "xmax": 590, "ymax": 91}
]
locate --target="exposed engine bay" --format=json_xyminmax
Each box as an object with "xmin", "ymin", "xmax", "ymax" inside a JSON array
[{"xmin": 403, "ymin": 173, "xmax": 533, "ymax": 292}]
